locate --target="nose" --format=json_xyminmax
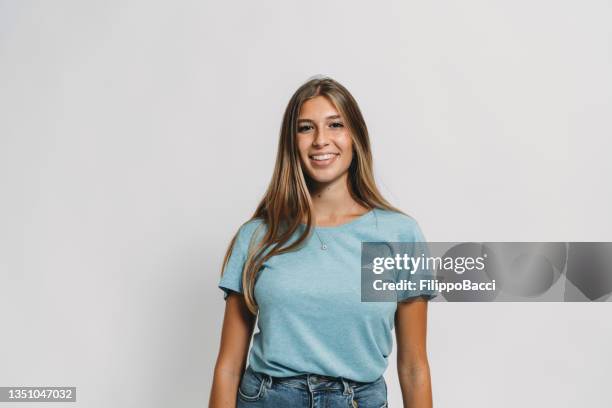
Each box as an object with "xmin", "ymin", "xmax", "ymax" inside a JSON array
[{"xmin": 312, "ymin": 127, "xmax": 330, "ymax": 147}]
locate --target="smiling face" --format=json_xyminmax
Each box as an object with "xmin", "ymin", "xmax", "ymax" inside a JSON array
[{"xmin": 296, "ymin": 96, "xmax": 354, "ymax": 185}]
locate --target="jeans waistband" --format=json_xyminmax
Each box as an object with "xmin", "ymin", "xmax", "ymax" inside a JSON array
[{"xmin": 246, "ymin": 365, "xmax": 381, "ymax": 395}]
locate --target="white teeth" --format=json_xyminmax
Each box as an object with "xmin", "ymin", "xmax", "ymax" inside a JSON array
[{"xmin": 311, "ymin": 154, "xmax": 336, "ymax": 161}]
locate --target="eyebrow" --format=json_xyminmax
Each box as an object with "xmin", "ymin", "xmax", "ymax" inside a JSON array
[{"xmin": 297, "ymin": 114, "xmax": 342, "ymax": 123}]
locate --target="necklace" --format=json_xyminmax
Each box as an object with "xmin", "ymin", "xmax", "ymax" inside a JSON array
[
  {"xmin": 314, "ymin": 229, "xmax": 328, "ymax": 250},
  {"xmin": 312, "ymin": 201, "xmax": 360, "ymax": 251}
]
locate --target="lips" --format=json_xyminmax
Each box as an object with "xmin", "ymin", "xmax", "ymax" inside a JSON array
[
  {"xmin": 308, "ymin": 152, "xmax": 339, "ymax": 167},
  {"xmin": 310, "ymin": 153, "xmax": 338, "ymax": 161}
]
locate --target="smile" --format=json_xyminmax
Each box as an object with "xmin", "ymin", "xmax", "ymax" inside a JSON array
[
  {"xmin": 309, "ymin": 153, "xmax": 339, "ymax": 167},
  {"xmin": 310, "ymin": 153, "xmax": 338, "ymax": 161}
]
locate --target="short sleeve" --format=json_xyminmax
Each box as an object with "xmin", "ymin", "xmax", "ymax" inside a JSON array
[
  {"xmin": 394, "ymin": 221, "xmax": 438, "ymax": 302},
  {"xmin": 218, "ymin": 224, "xmax": 250, "ymax": 300}
]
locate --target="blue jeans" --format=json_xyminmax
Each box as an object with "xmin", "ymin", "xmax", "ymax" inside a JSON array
[{"xmin": 236, "ymin": 365, "xmax": 388, "ymax": 408}]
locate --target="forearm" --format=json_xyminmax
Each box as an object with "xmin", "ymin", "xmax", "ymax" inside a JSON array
[
  {"xmin": 209, "ymin": 364, "xmax": 243, "ymax": 408},
  {"xmin": 397, "ymin": 362, "xmax": 433, "ymax": 408}
]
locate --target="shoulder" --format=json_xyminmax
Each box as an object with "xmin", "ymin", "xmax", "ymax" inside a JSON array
[
  {"xmin": 372, "ymin": 208, "xmax": 426, "ymax": 241},
  {"xmin": 372, "ymin": 208, "xmax": 420, "ymax": 229},
  {"xmin": 237, "ymin": 217, "xmax": 266, "ymax": 236},
  {"xmin": 234, "ymin": 218, "xmax": 267, "ymax": 249}
]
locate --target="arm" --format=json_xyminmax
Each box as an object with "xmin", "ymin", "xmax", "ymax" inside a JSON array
[
  {"xmin": 209, "ymin": 292, "xmax": 257, "ymax": 408},
  {"xmin": 395, "ymin": 297, "xmax": 433, "ymax": 408}
]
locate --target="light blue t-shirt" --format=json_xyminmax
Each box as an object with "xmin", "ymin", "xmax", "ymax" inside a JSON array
[{"xmin": 218, "ymin": 208, "xmax": 437, "ymax": 382}]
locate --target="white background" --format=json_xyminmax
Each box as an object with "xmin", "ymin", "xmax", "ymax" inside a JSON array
[{"xmin": 1, "ymin": 1, "xmax": 611, "ymax": 407}]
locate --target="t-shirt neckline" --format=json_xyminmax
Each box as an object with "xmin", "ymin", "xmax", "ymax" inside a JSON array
[{"xmin": 301, "ymin": 208, "xmax": 376, "ymax": 231}]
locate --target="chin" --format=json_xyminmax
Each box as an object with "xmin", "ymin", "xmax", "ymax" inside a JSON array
[{"xmin": 306, "ymin": 169, "xmax": 347, "ymax": 185}]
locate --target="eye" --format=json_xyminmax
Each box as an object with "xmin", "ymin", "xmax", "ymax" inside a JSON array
[
  {"xmin": 297, "ymin": 124, "xmax": 312, "ymax": 133},
  {"xmin": 330, "ymin": 122, "xmax": 344, "ymax": 128}
]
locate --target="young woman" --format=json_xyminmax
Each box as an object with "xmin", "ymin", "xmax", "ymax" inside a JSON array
[{"xmin": 209, "ymin": 76, "xmax": 437, "ymax": 408}]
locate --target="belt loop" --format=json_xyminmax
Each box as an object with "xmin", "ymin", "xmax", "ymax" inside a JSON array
[
  {"xmin": 340, "ymin": 377, "xmax": 352, "ymax": 396},
  {"xmin": 265, "ymin": 374, "xmax": 273, "ymax": 389},
  {"xmin": 306, "ymin": 374, "xmax": 314, "ymax": 394}
]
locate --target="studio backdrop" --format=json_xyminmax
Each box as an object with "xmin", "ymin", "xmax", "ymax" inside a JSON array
[{"xmin": 0, "ymin": 1, "xmax": 610, "ymax": 407}]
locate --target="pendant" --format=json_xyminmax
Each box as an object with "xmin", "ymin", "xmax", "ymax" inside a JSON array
[{"xmin": 321, "ymin": 244, "xmax": 328, "ymax": 250}]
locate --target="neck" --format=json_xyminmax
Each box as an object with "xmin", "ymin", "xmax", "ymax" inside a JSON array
[{"xmin": 308, "ymin": 174, "xmax": 367, "ymax": 226}]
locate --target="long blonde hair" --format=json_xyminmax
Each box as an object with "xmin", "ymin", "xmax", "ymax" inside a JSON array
[{"xmin": 221, "ymin": 76, "xmax": 402, "ymax": 314}]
